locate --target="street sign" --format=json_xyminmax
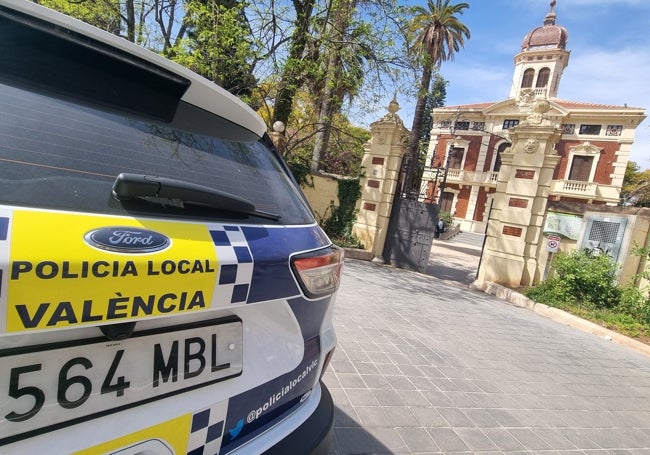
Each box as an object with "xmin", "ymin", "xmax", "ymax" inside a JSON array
[{"xmin": 546, "ymin": 234, "xmax": 561, "ymax": 253}]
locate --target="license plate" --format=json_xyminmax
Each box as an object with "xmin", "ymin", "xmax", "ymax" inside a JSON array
[{"xmin": 0, "ymin": 317, "xmax": 243, "ymax": 446}]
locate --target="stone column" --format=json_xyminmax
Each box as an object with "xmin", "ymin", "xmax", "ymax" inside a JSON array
[
  {"xmin": 352, "ymin": 98, "xmax": 409, "ymax": 260},
  {"xmin": 477, "ymin": 99, "xmax": 561, "ymax": 286}
]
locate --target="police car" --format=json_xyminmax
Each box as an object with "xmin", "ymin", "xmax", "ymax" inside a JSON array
[{"xmin": 0, "ymin": 1, "xmax": 342, "ymax": 453}]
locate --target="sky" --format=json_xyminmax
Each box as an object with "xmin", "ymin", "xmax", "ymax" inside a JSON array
[{"xmin": 369, "ymin": 0, "xmax": 650, "ymax": 168}]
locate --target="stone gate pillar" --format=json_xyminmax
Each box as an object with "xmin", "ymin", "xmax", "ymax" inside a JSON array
[
  {"xmin": 353, "ymin": 98, "xmax": 409, "ymax": 260},
  {"xmin": 477, "ymin": 99, "xmax": 561, "ymax": 286}
]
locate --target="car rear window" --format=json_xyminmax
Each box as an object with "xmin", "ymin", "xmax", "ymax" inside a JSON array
[{"xmin": 0, "ymin": 82, "xmax": 313, "ymax": 224}]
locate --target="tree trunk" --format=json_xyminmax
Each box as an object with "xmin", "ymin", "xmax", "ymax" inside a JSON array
[
  {"xmin": 311, "ymin": 0, "xmax": 355, "ymax": 171},
  {"xmin": 273, "ymin": 0, "xmax": 315, "ymax": 129},
  {"xmin": 403, "ymin": 63, "xmax": 433, "ymax": 195},
  {"xmin": 125, "ymin": 0, "xmax": 135, "ymax": 42},
  {"xmin": 311, "ymin": 50, "xmax": 339, "ymax": 171}
]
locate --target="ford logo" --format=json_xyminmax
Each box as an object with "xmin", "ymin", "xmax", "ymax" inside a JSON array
[{"xmin": 84, "ymin": 227, "xmax": 171, "ymax": 253}]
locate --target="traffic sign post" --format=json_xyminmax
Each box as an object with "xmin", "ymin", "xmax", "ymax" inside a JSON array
[
  {"xmin": 543, "ymin": 235, "xmax": 561, "ymax": 281},
  {"xmin": 546, "ymin": 234, "xmax": 561, "ymax": 253}
]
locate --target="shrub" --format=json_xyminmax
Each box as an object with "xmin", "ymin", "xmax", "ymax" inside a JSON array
[
  {"xmin": 525, "ymin": 249, "xmax": 621, "ymax": 309},
  {"xmin": 322, "ymin": 178, "xmax": 363, "ymax": 249},
  {"xmin": 619, "ymin": 286, "xmax": 650, "ymax": 325}
]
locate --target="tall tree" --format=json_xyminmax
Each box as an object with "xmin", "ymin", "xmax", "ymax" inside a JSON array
[
  {"xmin": 172, "ymin": 0, "xmax": 258, "ymax": 99},
  {"xmin": 404, "ymin": 0, "xmax": 469, "ymax": 193},
  {"xmin": 271, "ymin": 0, "xmax": 317, "ymax": 129},
  {"xmin": 310, "ymin": 0, "xmax": 366, "ymax": 171},
  {"xmin": 36, "ymin": 0, "xmax": 121, "ymax": 34},
  {"xmin": 621, "ymin": 161, "xmax": 650, "ymax": 207}
]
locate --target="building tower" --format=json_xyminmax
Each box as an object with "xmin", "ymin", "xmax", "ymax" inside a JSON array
[{"xmin": 509, "ymin": 0, "xmax": 570, "ymax": 100}]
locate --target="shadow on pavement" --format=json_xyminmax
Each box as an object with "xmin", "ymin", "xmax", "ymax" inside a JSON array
[
  {"xmin": 425, "ymin": 240, "xmax": 482, "ymax": 286},
  {"xmin": 329, "ymin": 406, "xmax": 396, "ymax": 455}
]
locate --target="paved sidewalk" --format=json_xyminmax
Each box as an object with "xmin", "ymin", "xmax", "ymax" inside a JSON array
[{"xmin": 323, "ymin": 248, "xmax": 650, "ymax": 454}]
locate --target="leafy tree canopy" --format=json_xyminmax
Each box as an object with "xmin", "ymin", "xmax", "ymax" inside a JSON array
[{"xmin": 622, "ymin": 161, "xmax": 650, "ymax": 207}]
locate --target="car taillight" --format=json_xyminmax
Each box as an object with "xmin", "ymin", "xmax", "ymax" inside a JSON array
[{"xmin": 291, "ymin": 246, "xmax": 344, "ymax": 299}]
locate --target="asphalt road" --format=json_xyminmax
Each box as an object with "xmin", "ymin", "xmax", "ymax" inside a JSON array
[{"xmin": 323, "ymin": 242, "xmax": 650, "ymax": 454}]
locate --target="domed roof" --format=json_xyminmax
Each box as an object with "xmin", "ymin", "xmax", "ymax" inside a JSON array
[{"xmin": 521, "ymin": 1, "xmax": 568, "ymax": 51}]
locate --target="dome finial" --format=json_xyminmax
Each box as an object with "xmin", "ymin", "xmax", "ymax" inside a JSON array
[{"xmin": 544, "ymin": 1, "xmax": 557, "ymax": 25}]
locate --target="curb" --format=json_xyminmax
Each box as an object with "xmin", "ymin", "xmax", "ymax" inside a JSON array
[{"xmin": 471, "ymin": 280, "xmax": 650, "ymax": 358}]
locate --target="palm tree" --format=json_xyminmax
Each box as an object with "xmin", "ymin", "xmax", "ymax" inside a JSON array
[{"xmin": 404, "ymin": 0, "xmax": 470, "ymax": 195}]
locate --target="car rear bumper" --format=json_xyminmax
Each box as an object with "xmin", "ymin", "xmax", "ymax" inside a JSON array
[{"xmin": 263, "ymin": 381, "xmax": 334, "ymax": 455}]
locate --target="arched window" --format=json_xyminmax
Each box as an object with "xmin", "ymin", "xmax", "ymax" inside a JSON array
[
  {"xmin": 494, "ymin": 142, "xmax": 511, "ymax": 172},
  {"xmin": 536, "ymin": 67, "xmax": 550, "ymax": 87},
  {"xmin": 521, "ymin": 68, "xmax": 534, "ymax": 88}
]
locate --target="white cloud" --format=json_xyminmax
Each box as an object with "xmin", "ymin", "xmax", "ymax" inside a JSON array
[
  {"xmin": 560, "ymin": 49, "xmax": 649, "ymax": 108},
  {"xmin": 560, "ymin": 48, "xmax": 649, "ymax": 166}
]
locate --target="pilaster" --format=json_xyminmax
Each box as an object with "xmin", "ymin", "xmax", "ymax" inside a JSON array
[
  {"xmin": 353, "ymin": 99, "xmax": 409, "ymax": 259},
  {"xmin": 478, "ymin": 99, "xmax": 561, "ymax": 286}
]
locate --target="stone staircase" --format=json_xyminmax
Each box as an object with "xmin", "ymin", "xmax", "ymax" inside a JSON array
[{"xmin": 447, "ymin": 231, "xmax": 485, "ymax": 248}]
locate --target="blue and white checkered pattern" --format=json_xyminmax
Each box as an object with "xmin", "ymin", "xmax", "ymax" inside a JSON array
[
  {"xmin": 209, "ymin": 225, "xmax": 254, "ymax": 305},
  {"xmin": 186, "ymin": 401, "xmax": 228, "ymax": 455}
]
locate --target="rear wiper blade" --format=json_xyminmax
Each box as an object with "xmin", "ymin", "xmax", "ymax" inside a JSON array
[{"xmin": 112, "ymin": 173, "xmax": 280, "ymax": 220}]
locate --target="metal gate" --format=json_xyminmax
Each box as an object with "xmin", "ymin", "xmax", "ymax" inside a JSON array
[{"xmin": 383, "ymin": 154, "xmax": 439, "ymax": 273}]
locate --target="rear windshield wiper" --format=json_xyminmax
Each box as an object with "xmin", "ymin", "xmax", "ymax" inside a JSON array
[{"xmin": 112, "ymin": 173, "xmax": 280, "ymax": 220}]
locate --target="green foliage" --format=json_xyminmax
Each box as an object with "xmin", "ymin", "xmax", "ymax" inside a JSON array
[
  {"xmin": 616, "ymin": 243, "xmax": 650, "ymax": 325},
  {"xmin": 37, "ymin": 0, "xmax": 120, "ymax": 34},
  {"xmin": 619, "ymin": 287, "xmax": 650, "ymax": 325},
  {"xmin": 525, "ymin": 248, "xmax": 650, "ymax": 341},
  {"xmin": 171, "ymin": 1, "xmax": 257, "ymax": 100},
  {"xmin": 621, "ymin": 161, "xmax": 650, "ymax": 207},
  {"xmin": 525, "ymin": 249, "xmax": 621, "ymax": 309},
  {"xmin": 322, "ymin": 178, "xmax": 363, "ymax": 248},
  {"xmin": 280, "ymin": 92, "xmax": 369, "ymax": 178}
]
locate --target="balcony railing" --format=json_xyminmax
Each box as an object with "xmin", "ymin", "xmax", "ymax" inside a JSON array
[
  {"xmin": 420, "ymin": 168, "xmax": 620, "ymax": 204},
  {"xmin": 550, "ymin": 180, "xmax": 620, "ymax": 203},
  {"xmin": 422, "ymin": 166, "xmax": 499, "ymax": 188}
]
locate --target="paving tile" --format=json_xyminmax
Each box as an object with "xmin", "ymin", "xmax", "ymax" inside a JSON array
[
  {"xmin": 437, "ymin": 407, "xmax": 476, "ymax": 427},
  {"xmin": 531, "ymin": 428, "xmax": 580, "ymax": 450},
  {"xmin": 354, "ymin": 361, "xmax": 380, "ymax": 375},
  {"xmin": 481, "ymin": 428, "xmax": 527, "ymax": 451},
  {"xmin": 384, "ymin": 406, "xmax": 419, "ymax": 427},
  {"xmin": 346, "ymin": 388, "xmax": 380, "ymax": 407},
  {"xmin": 361, "ymin": 373, "xmax": 391, "ymax": 389},
  {"xmin": 333, "ymin": 405, "xmax": 361, "ymax": 428},
  {"xmin": 396, "ymin": 389, "xmax": 429, "ymax": 407},
  {"xmin": 355, "ymin": 406, "xmax": 393, "ymax": 428},
  {"xmin": 336, "ymin": 372, "xmax": 367, "ymax": 389},
  {"xmin": 330, "ymin": 358, "xmax": 357, "ymax": 374},
  {"xmin": 555, "ymin": 429, "xmax": 603, "ymax": 450},
  {"xmin": 427, "ymin": 427, "xmax": 470, "ymax": 452},
  {"xmin": 508, "ymin": 428, "xmax": 553, "ymax": 450},
  {"xmin": 373, "ymin": 362, "xmax": 403, "ymax": 375},
  {"xmin": 397, "ymin": 427, "xmax": 440, "ymax": 452},
  {"xmin": 461, "ymin": 408, "xmax": 502, "ymax": 428},
  {"xmin": 454, "ymin": 428, "xmax": 500, "ymax": 451},
  {"xmin": 421, "ymin": 390, "xmax": 453, "ymax": 407},
  {"xmin": 411, "ymin": 407, "xmax": 447, "ymax": 428},
  {"xmin": 372, "ymin": 388, "xmax": 406, "ymax": 406},
  {"xmin": 386, "ymin": 374, "xmax": 417, "ymax": 390},
  {"xmin": 365, "ymin": 426, "xmax": 409, "ymax": 453},
  {"xmin": 334, "ymin": 427, "xmax": 376, "ymax": 454}
]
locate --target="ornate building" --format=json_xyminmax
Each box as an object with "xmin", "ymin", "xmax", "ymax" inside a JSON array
[{"xmin": 425, "ymin": 1, "xmax": 646, "ymax": 233}]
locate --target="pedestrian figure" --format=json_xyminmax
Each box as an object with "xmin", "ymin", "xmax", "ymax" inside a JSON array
[{"xmin": 435, "ymin": 218, "xmax": 445, "ymax": 239}]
